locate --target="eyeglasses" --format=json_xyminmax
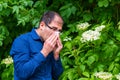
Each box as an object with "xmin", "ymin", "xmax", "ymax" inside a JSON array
[{"xmin": 45, "ymin": 22, "xmax": 62, "ymax": 33}]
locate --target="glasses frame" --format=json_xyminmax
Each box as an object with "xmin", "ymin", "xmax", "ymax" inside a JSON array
[{"xmin": 45, "ymin": 22, "xmax": 62, "ymax": 33}]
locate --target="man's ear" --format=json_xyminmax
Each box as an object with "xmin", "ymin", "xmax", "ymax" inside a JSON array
[{"xmin": 39, "ymin": 21, "xmax": 45, "ymax": 30}]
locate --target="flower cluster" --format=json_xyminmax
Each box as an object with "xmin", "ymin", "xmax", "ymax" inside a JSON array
[
  {"xmin": 63, "ymin": 36, "xmax": 72, "ymax": 41},
  {"xmin": 80, "ymin": 30, "xmax": 101, "ymax": 43},
  {"xmin": 115, "ymin": 73, "xmax": 120, "ymax": 80},
  {"xmin": 77, "ymin": 22, "xmax": 90, "ymax": 30},
  {"xmin": 94, "ymin": 72, "xmax": 113, "ymax": 80},
  {"xmin": 95, "ymin": 25, "xmax": 105, "ymax": 32},
  {"xmin": 80, "ymin": 25, "xmax": 105, "ymax": 43},
  {"xmin": 1, "ymin": 56, "xmax": 13, "ymax": 65}
]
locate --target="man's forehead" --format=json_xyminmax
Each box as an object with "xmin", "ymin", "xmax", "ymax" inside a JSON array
[
  {"xmin": 53, "ymin": 15, "xmax": 63, "ymax": 23},
  {"xmin": 53, "ymin": 20, "xmax": 63, "ymax": 26},
  {"xmin": 52, "ymin": 18, "xmax": 63, "ymax": 26}
]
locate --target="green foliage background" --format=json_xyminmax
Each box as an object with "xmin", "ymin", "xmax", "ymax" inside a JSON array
[{"xmin": 0, "ymin": 0, "xmax": 120, "ymax": 80}]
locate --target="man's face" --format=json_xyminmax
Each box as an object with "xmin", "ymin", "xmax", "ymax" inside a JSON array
[{"xmin": 43, "ymin": 15, "xmax": 63, "ymax": 41}]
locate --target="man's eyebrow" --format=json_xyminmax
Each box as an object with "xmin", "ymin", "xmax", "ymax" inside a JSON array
[
  {"xmin": 51, "ymin": 26, "xmax": 57, "ymax": 28},
  {"xmin": 51, "ymin": 26, "xmax": 62, "ymax": 31},
  {"xmin": 50, "ymin": 26, "xmax": 58, "ymax": 29}
]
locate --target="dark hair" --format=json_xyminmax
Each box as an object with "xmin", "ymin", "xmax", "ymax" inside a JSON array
[{"xmin": 40, "ymin": 11, "xmax": 63, "ymax": 25}]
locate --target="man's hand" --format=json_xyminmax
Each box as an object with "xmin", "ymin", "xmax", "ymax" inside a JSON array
[
  {"xmin": 53, "ymin": 36, "xmax": 63, "ymax": 60},
  {"xmin": 41, "ymin": 33, "xmax": 58, "ymax": 57}
]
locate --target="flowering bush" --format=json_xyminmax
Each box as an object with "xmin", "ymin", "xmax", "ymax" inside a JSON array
[
  {"xmin": 115, "ymin": 73, "xmax": 120, "ymax": 80},
  {"xmin": 1, "ymin": 56, "xmax": 13, "ymax": 80},
  {"xmin": 80, "ymin": 24, "xmax": 105, "ymax": 43},
  {"xmin": 77, "ymin": 22, "xmax": 90, "ymax": 30},
  {"xmin": 1, "ymin": 56, "xmax": 13, "ymax": 65},
  {"xmin": 60, "ymin": 21, "xmax": 120, "ymax": 80},
  {"xmin": 94, "ymin": 72, "xmax": 113, "ymax": 80}
]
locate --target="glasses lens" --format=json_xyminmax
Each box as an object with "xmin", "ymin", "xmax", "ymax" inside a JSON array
[{"xmin": 45, "ymin": 23, "xmax": 62, "ymax": 33}]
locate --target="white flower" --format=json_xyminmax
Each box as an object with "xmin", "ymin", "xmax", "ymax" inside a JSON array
[
  {"xmin": 63, "ymin": 36, "xmax": 72, "ymax": 41},
  {"xmin": 94, "ymin": 72, "xmax": 112, "ymax": 80},
  {"xmin": 77, "ymin": 22, "xmax": 90, "ymax": 30},
  {"xmin": 80, "ymin": 30, "xmax": 101, "ymax": 43},
  {"xmin": 2, "ymin": 56, "xmax": 13, "ymax": 65},
  {"xmin": 115, "ymin": 73, "xmax": 120, "ymax": 80},
  {"xmin": 95, "ymin": 25, "xmax": 105, "ymax": 32}
]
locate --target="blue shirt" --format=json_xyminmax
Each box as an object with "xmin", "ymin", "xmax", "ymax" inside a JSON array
[{"xmin": 10, "ymin": 29, "xmax": 63, "ymax": 80}]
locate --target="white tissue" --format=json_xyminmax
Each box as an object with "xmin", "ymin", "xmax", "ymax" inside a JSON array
[{"xmin": 55, "ymin": 31, "xmax": 60, "ymax": 36}]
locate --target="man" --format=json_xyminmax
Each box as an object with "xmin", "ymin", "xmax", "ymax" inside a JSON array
[{"xmin": 10, "ymin": 11, "xmax": 64, "ymax": 80}]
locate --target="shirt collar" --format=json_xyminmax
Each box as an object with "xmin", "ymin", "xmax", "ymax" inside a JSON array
[{"xmin": 31, "ymin": 28, "xmax": 43, "ymax": 41}]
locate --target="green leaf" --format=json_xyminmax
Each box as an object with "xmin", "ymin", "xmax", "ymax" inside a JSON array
[
  {"xmin": 0, "ymin": 36, "xmax": 4, "ymax": 41},
  {"xmin": 79, "ymin": 64, "xmax": 85, "ymax": 72},
  {"xmin": 22, "ymin": 1, "xmax": 33, "ymax": 7},
  {"xmin": 59, "ymin": 3, "xmax": 72, "ymax": 10},
  {"xmin": 66, "ymin": 8, "xmax": 72, "ymax": 18},
  {"xmin": 115, "ymin": 63, "xmax": 120, "ymax": 69},
  {"xmin": 64, "ymin": 42, "xmax": 72, "ymax": 50},
  {"xmin": 115, "ymin": 57, "xmax": 119, "ymax": 62},
  {"xmin": 71, "ymin": 6, "xmax": 77, "ymax": 15},
  {"xmin": 68, "ymin": 71, "xmax": 73, "ymax": 80},
  {"xmin": 60, "ymin": 3, "xmax": 76, "ymax": 19},
  {"xmin": 98, "ymin": 1, "xmax": 104, "ymax": 7},
  {"xmin": 82, "ymin": 72, "xmax": 90, "ymax": 77},
  {"xmin": 2, "ymin": 3, "xmax": 8, "ymax": 8},
  {"xmin": 0, "ymin": 26, "xmax": 9, "ymax": 36},
  {"xmin": 0, "ymin": 4, "xmax": 2, "ymax": 11},
  {"xmin": 12, "ymin": 6, "xmax": 19, "ymax": 14},
  {"xmin": 108, "ymin": 62, "xmax": 114, "ymax": 71},
  {"xmin": 28, "ymin": 1, "xmax": 33, "ymax": 7},
  {"xmin": 83, "ymin": 13, "xmax": 92, "ymax": 21},
  {"xmin": 86, "ymin": 56, "xmax": 95, "ymax": 66},
  {"xmin": 19, "ymin": 5, "xmax": 25, "ymax": 11},
  {"xmin": 17, "ymin": 18, "xmax": 25, "ymax": 26},
  {"xmin": 114, "ymin": 31, "xmax": 120, "ymax": 41},
  {"xmin": 33, "ymin": 1, "xmax": 41, "ymax": 7},
  {"xmin": 32, "ymin": 18, "xmax": 39, "ymax": 27},
  {"xmin": 0, "ymin": 8, "xmax": 11, "ymax": 16},
  {"xmin": 63, "ymin": 52, "xmax": 71, "ymax": 56},
  {"xmin": 103, "ymin": 0, "xmax": 109, "ymax": 7},
  {"xmin": 98, "ymin": 0, "xmax": 109, "ymax": 7},
  {"xmin": 81, "ymin": 57, "xmax": 86, "ymax": 62},
  {"xmin": 97, "ymin": 64, "xmax": 104, "ymax": 71},
  {"xmin": 78, "ymin": 78, "xmax": 89, "ymax": 80},
  {"xmin": 113, "ymin": 67, "xmax": 119, "ymax": 74},
  {"xmin": 0, "ymin": 41, "xmax": 3, "ymax": 46}
]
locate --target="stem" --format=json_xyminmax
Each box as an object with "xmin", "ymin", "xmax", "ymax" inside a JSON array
[{"xmin": 116, "ymin": 5, "xmax": 118, "ymax": 22}]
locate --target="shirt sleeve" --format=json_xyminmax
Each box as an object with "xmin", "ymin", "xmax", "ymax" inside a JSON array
[
  {"xmin": 51, "ymin": 54, "xmax": 64, "ymax": 80},
  {"xmin": 10, "ymin": 37, "xmax": 46, "ymax": 79}
]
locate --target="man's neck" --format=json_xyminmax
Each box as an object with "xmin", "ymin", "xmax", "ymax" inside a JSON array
[{"xmin": 35, "ymin": 28, "xmax": 44, "ymax": 42}]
